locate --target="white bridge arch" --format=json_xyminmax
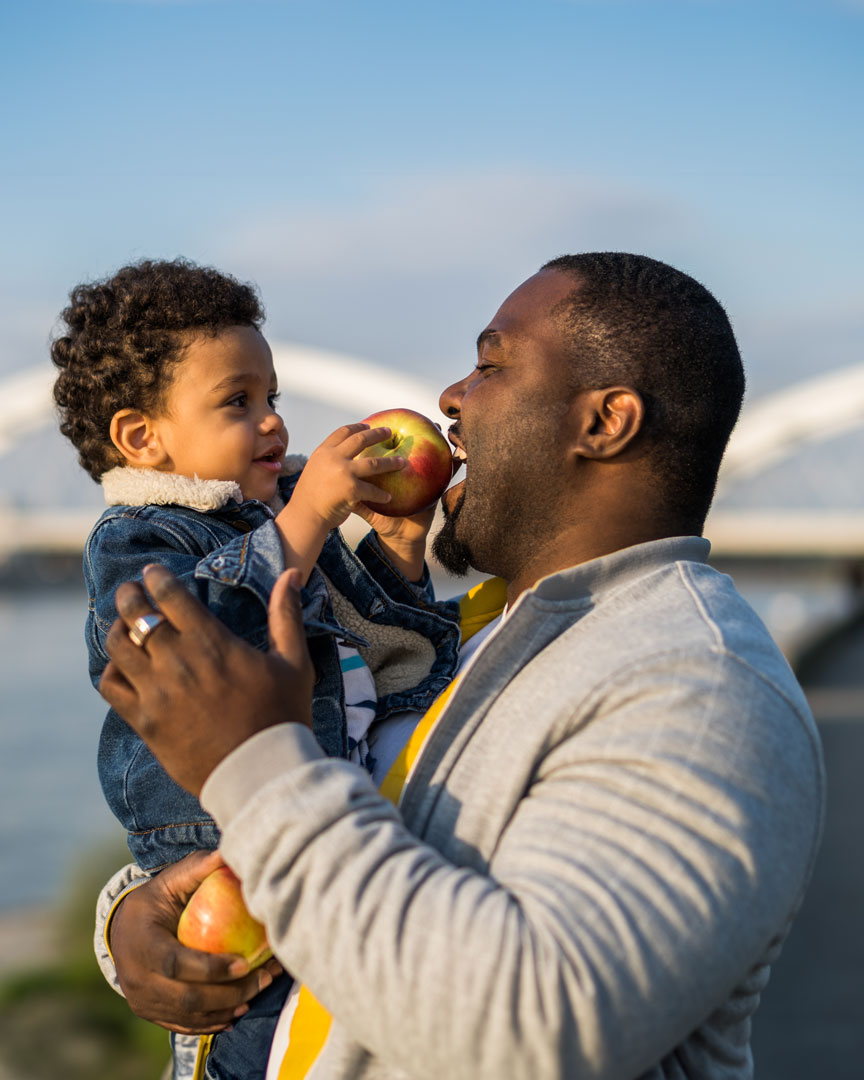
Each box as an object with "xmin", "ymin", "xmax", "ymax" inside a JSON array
[
  {"xmin": 2, "ymin": 352, "xmax": 864, "ymax": 558},
  {"xmin": 0, "ymin": 343, "xmax": 445, "ymax": 458},
  {"xmin": 4, "ymin": 349, "xmax": 864, "ymax": 479},
  {"xmin": 717, "ymin": 361, "xmax": 864, "ymax": 488}
]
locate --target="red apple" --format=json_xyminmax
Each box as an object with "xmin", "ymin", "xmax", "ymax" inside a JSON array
[
  {"xmin": 176, "ymin": 866, "xmax": 272, "ymax": 969},
  {"xmin": 358, "ymin": 408, "xmax": 454, "ymax": 517}
]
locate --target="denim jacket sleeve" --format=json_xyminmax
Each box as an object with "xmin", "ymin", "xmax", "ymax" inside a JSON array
[
  {"xmin": 352, "ymin": 530, "xmax": 437, "ymax": 607},
  {"xmin": 85, "ymin": 511, "xmax": 286, "ymax": 683},
  {"xmin": 277, "ymin": 467, "xmax": 437, "ymax": 608}
]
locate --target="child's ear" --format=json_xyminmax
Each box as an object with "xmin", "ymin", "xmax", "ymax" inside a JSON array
[{"xmin": 110, "ymin": 409, "xmax": 169, "ymax": 469}]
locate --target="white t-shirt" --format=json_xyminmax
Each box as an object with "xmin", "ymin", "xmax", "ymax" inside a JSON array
[{"xmin": 366, "ymin": 612, "xmax": 503, "ymax": 786}]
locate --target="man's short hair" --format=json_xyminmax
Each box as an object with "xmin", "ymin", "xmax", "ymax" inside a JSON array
[{"xmin": 543, "ymin": 252, "xmax": 745, "ymax": 532}]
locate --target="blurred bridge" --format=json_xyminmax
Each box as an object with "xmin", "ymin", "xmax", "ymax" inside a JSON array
[
  {"xmin": 0, "ymin": 342, "xmax": 445, "ymax": 562},
  {"xmin": 3, "ymin": 348, "xmax": 864, "ymax": 562}
]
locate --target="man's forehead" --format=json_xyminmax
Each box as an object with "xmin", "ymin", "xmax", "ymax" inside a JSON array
[{"xmin": 479, "ymin": 269, "xmax": 579, "ymax": 346}]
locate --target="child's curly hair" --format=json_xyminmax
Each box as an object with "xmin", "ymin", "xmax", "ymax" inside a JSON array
[{"xmin": 52, "ymin": 258, "xmax": 265, "ymax": 481}]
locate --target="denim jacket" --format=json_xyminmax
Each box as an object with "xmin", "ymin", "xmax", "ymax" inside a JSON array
[{"xmin": 87, "ymin": 463, "xmax": 460, "ymax": 872}]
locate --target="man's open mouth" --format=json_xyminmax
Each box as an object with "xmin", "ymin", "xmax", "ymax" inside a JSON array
[
  {"xmin": 442, "ymin": 429, "xmax": 467, "ymax": 513},
  {"xmin": 448, "ymin": 427, "xmax": 468, "ymax": 477}
]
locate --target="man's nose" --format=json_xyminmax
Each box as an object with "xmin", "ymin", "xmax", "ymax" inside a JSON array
[{"xmin": 439, "ymin": 375, "xmax": 469, "ymax": 418}]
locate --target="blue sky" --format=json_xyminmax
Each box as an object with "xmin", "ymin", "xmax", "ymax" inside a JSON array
[{"xmin": 1, "ymin": 0, "xmax": 862, "ymax": 399}]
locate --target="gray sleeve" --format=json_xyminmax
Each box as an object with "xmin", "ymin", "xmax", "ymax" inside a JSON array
[
  {"xmin": 93, "ymin": 862, "xmax": 149, "ymax": 995},
  {"xmin": 201, "ymin": 653, "xmax": 824, "ymax": 1080}
]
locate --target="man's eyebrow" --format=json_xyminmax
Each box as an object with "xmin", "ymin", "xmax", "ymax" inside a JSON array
[{"xmin": 476, "ymin": 328, "xmax": 500, "ymax": 351}]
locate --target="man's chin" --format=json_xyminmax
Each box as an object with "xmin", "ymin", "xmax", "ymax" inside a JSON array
[
  {"xmin": 431, "ymin": 494, "xmax": 473, "ymax": 577},
  {"xmin": 441, "ymin": 477, "xmax": 465, "ymax": 516}
]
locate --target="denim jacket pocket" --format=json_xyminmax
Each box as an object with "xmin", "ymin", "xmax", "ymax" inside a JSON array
[{"xmin": 195, "ymin": 518, "xmax": 284, "ymax": 601}]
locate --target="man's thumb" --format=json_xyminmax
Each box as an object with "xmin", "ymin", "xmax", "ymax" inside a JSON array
[{"xmin": 267, "ymin": 569, "xmax": 309, "ymax": 664}]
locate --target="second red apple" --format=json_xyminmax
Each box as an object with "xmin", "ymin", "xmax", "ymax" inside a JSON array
[{"xmin": 177, "ymin": 866, "xmax": 272, "ymax": 969}]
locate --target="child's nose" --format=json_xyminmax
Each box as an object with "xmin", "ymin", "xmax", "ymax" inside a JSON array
[{"xmin": 259, "ymin": 409, "xmax": 283, "ymax": 433}]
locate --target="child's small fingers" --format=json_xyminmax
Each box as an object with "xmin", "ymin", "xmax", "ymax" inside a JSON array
[
  {"xmin": 353, "ymin": 455, "xmax": 405, "ymax": 478},
  {"xmin": 319, "ymin": 423, "xmax": 370, "ymax": 448},
  {"xmin": 340, "ymin": 426, "xmax": 392, "ymax": 456},
  {"xmin": 354, "ymin": 481, "xmax": 393, "ymax": 505}
]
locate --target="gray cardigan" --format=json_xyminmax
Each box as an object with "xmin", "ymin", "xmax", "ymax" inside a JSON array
[{"xmin": 101, "ymin": 537, "xmax": 826, "ymax": 1079}]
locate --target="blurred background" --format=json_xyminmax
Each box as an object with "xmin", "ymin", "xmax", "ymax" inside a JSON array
[{"xmin": 0, "ymin": 1, "xmax": 861, "ymax": 1076}]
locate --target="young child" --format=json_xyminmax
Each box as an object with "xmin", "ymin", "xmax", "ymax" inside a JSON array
[{"xmin": 52, "ymin": 258, "xmax": 460, "ymax": 1080}]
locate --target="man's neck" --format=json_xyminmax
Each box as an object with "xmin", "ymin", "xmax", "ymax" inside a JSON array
[{"xmin": 502, "ymin": 520, "xmax": 686, "ymax": 609}]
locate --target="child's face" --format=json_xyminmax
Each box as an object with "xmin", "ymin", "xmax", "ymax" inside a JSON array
[{"xmin": 153, "ymin": 325, "xmax": 288, "ymax": 502}]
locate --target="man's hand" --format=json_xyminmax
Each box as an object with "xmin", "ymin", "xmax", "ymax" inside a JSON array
[
  {"xmin": 99, "ymin": 565, "xmax": 314, "ymax": 797},
  {"xmin": 110, "ymin": 851, "xmax": 284, "ymax": 1034}
]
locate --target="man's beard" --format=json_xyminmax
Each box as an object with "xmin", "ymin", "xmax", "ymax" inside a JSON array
[
  {"xmin": 431, "ymin": 491, "xmax": 473, "ymax": 577},
  {"xmin": 432, "ymin": 448, "xmax": 561, "ymax": 584}
]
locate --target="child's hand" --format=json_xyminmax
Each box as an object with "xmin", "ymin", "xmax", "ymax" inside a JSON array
[
  {"xmin": 355, "ymin": 502, "xmax": 436, "ymax": 545},
  {"xmin": 291, "ymin": 423, "xmax": 405, "ymax": 531},
  {"xmin": 355, "ymin": 502, "xmax": 438, "ymax": 583},
  {"xmin": 274, "ymin": 424, "xmax": 405, "ymax": 583}
]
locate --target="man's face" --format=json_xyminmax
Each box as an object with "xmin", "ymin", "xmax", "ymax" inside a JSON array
[{"xmin": 433, "ymin": 269, "xmax": 580, "ymax": 580}]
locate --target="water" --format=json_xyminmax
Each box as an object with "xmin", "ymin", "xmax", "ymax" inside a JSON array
[
  {"xmin": 0, "ymin": 585, "xmax": 120, "ymax": 910},
  {"xmin": 0, "ymin": 564, "xmax": 856, "ymax": 913}
]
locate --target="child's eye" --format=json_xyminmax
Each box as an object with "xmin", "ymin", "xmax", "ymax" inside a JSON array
[
  {"xmin": 226, "ymin": 393, "xmax": 247, "ymax": 408},
  {"xmin": 268, "ymin": 391, "xmax": 281, "ymax": 408}
]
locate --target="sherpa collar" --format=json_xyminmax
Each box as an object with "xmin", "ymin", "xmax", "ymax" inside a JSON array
[{"xmin": 101, "ymin": 455, "xmax": 307, "ymax": 512}]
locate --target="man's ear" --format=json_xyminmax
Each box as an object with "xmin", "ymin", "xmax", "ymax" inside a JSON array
[
  {"xmin": 110, "ymin": 409, "xmax": 170, "ymax": 469},
  {"xmin": 569, "ymin": 387, "xmax": 645, "ymax": 460}
]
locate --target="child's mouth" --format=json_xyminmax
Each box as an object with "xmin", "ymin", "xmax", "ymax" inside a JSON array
[{"xmin": 254, "ymin": 445, "xmax": 284, "ymax": 471}]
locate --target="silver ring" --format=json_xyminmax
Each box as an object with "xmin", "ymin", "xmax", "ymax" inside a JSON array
[{"xmin": 128, "ymin": 612, "xmax": 167, "ymax": 649}]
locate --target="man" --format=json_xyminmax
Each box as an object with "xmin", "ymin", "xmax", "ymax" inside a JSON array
[{"xmin": 99, "ymin": 253, "xmax": 825, "ymax": 1079}]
